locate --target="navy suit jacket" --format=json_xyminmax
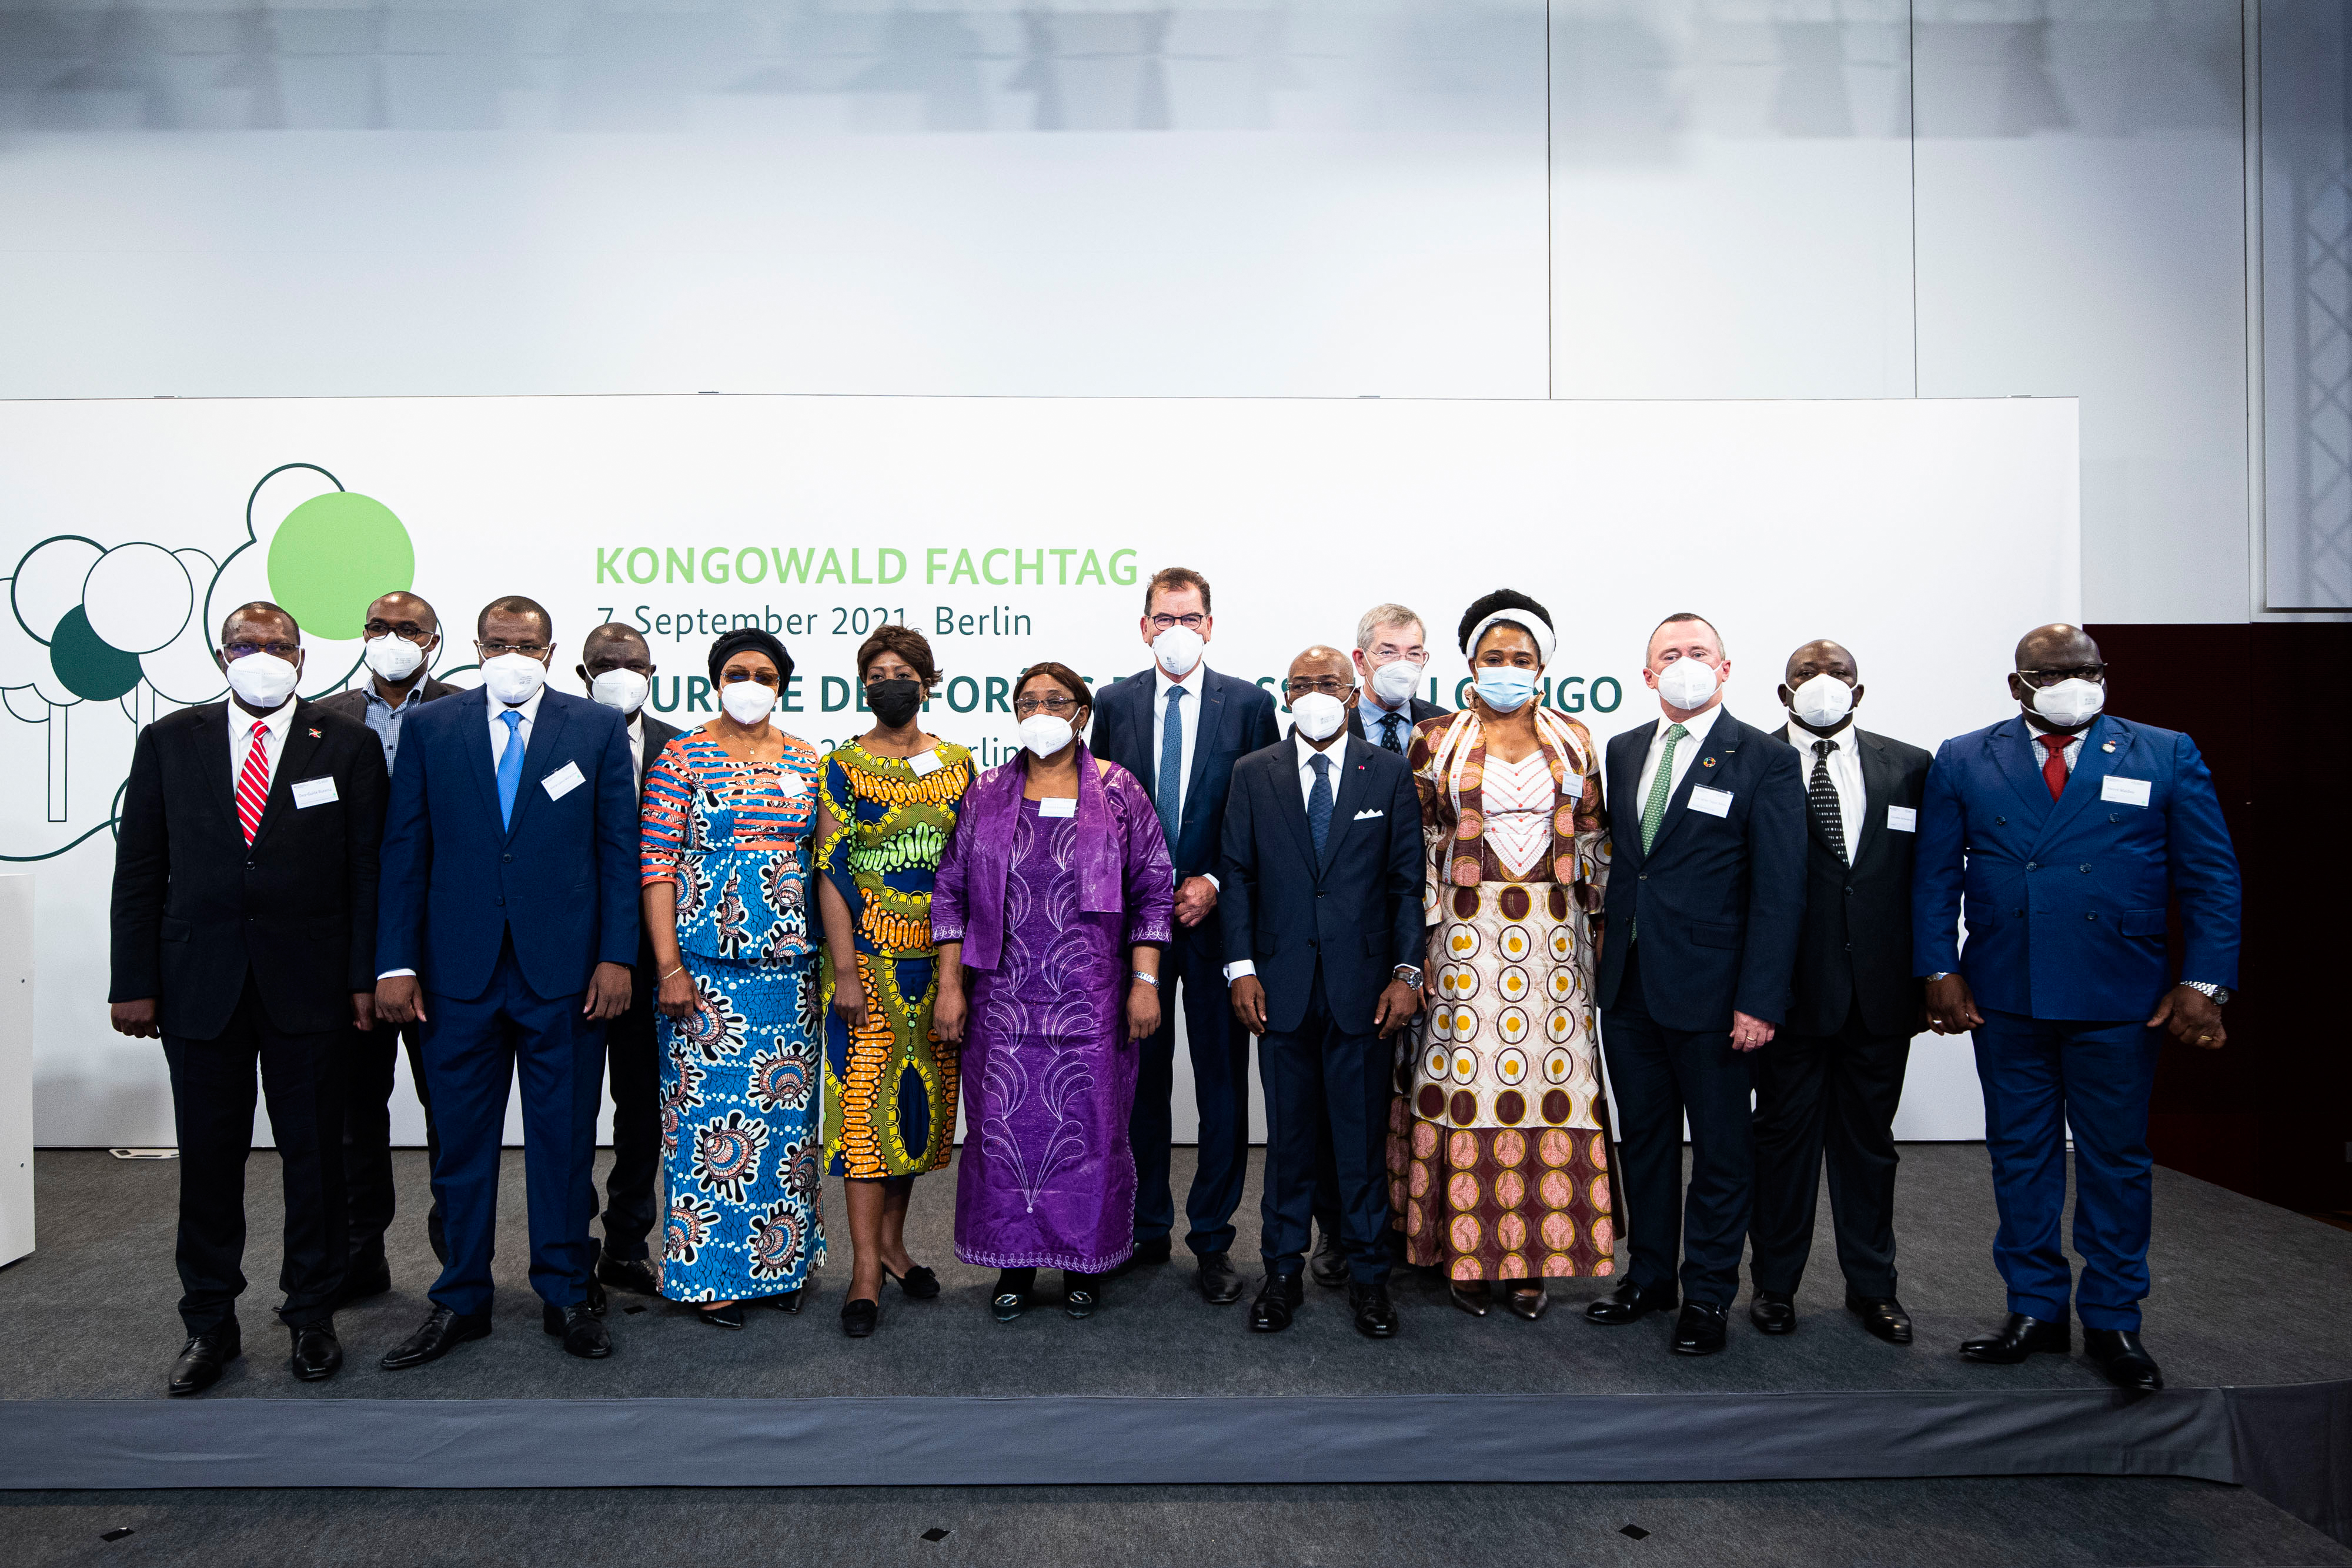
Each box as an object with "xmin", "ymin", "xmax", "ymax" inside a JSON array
[
  {"xmin": 1911, "ymin": 712, "xmax": 2240, "ymax": 1021},
  {"xmin": 1218, "ymin": 735, "xmax": 1424, "ymax": 1037},
  {"xmin": 1089, "ymin": 664, "xmax": 1281, "ymax": 885},
  {"xmin": 1594, "ymin": 707, "xmax": 1809, "ymax": 1032},
  {"xmin": 376, "ymin": 685, "xmax": 640, "ymax": 1003}
]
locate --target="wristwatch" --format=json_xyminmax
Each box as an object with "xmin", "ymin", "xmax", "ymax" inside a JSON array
[
  {"xmin": 2182, "ymin": 981, "xmax": 2231, "ymax": 1005},
  {"xmin": 1392, "ymin": 965, "xmax": 1424, "ymax": 990}
]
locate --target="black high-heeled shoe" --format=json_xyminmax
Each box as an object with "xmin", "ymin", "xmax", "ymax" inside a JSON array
[
  {"xmin": 697, "ymin": 1301, "xmax": 746, "ymax": 1329},
  {"xmin": 1449, "ymin": 1281, "xmax": 1492, "ymax": 1318},
  {"xmin": 840, "ymin": 1296, "xmax": 879, "ymax": 1338},
  {"xmin": 764, "ymin": 1289, "xmax": 804, "ymax": 1315},
  {"xmin": 993, "ymin": 1268, "xmax": 1035, "ymax": 1323},
  {"xmin": 883, "ymin": 1263, "xmax": 941, "ymax": 1300},
  {"xmin": 1505, "ymin": 1284, "xmax": 1549, "ymax": 1322}
]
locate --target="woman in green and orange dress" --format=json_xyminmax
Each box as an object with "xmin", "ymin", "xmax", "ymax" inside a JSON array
[{"xmin": 815, "ymin": 626, "xmax": 974, "ymax": 1338}]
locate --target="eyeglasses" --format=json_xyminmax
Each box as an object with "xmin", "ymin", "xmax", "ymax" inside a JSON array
[
  {"xmin": 1013, "ymin": 694, "xmax": 1081, "ymax": 717},
  {"xmin": 1281, "ymin": 677, "xmax": 1356, "ymax": 699},
  {"xmin": 223, "ymin": 639, "xmax": 299, "ymax": 660},
  {"xmin": 1148, "ymin": 613, "xmax": 1207, "ymax": 631},
  {"xmin": 2016, "ymin": 664, "xmax": 2104, "ymax": 688},
  {"xmin": 364, "ymin": 620, "xmax": 435, "ymax": 642},
  {"xmin": 477, "ymin": 641, "xmax": 549, "ymax": 658}
]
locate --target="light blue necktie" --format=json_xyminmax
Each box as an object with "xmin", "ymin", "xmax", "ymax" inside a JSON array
[
  {"xmin": 496, "ymin": 708, "xmax": 524, "ymax": 831},
  {"xmin": 1156, "ymin": 686, "xmax": 1185, "ymax": 854},
  {"xmin": 1307, "ymin": 752, "xmax": 1333, "ymax": 860}
]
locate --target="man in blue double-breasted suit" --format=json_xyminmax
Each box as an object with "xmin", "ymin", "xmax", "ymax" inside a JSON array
[
  {"xmin": 1088, "ymin": 566, "xmax": 1281, "ymax": 1305},
  {"xmin": 1916, "ymin": 623, "xmax": 2240, "ymax": 1393},
  {"xmin": 372, "ymin": 596, "xmax": 641, "ymax": 1369}
]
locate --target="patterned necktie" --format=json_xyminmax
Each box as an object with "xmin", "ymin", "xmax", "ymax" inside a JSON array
[
  {"xmin": 1156, "ymin": 686, "xmax": 1185, "ymax": 854},
  {"xmin": 2038, "ymin": 733, "xmax": 2070, "ymax": 801},
  {"xmin": 1307, "ymin": 752, "xmax": 1334, "ymax": 859},
  {"xmin": 1379, "ymin": 711, "xmax": 1405, "ymax": 754},
  {"xmin": 234, "ymin": 719, "xmax": 270, "ymax": 844},
  {"xmin": 1809, "ymin": 738, "xmax": 1847, "ymax": 864},
  {"xmin": 496, "ymin": 708, "xmax": 526, "ymax": 830},
  {"xmin": 1639, "ymin": 723, "xmax": 1688, "ymax": 855}
]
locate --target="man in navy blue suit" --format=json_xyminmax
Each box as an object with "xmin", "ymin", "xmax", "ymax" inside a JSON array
[
  {"xmin": 1916, "ymin": 623, "xmax": 2240, "ymax": 1392},
  {"xmin": 373, "ymin": 596, "xmax": 641, "ymax": 1368},
  {"xmin": 1220, "ymin": 645, "xmax": 1424, "ymax": 1338},
  {"xmin": 1088, "ymin": 566, "xmax": 1280, "ymax": 1305},
  {"xmin": 1588, "ymin": 612, "xmax": 1808, "ymax": 1356}
]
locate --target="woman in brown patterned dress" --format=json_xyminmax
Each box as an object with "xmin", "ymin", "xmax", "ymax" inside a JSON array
[{"xmin": 1391, "ymin": 589, "xmax": 1616, "ymax": 1320}]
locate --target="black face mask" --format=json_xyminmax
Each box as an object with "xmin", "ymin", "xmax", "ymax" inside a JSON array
[{"xmin": 866, "ymin": 678, "xmax": 923, "ymax": 728}]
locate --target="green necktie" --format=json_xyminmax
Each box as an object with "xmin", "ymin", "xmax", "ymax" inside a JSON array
[{"xmin": 1639, "ymin": 723, "xmax": 1689, "ymax": 855}]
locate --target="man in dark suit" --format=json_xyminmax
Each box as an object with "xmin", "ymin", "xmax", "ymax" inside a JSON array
[
  {"xmin": 109, "ymin": 600, "xmax": 388, "ymax": 1394},
  {"xmin": 1917, "ymin": 623, "xmax": 2240, "ymax": 1392},
  {"xmin": 1088, "ymin": 566, "xmax": 1280, "ymax": 1305},
  {"xmin": 1748, "ymin": 638, "xmax": 1930, "ymax": 1346},
  {"xmin": 1221, "ymin": 645, "xmax": 1424, "ymax": 1338},
  {"xmin": 1347, "ymin": 601, "xmax": 1447, "ymax": 755},
  {"xmin": 373, "ymin": 595, "xmax": 639, "ymax": 1368},
  {"xmin": 317, "ymin": 589, "xmax": 461, "ymax": 1295},
  {"xmin": 574, "ymin": 621, "xmax": 679, "ymax": 1297},
  {"xmin": 1588, "ymin": 611, "xmax": 1806, "ymax": 1356}
]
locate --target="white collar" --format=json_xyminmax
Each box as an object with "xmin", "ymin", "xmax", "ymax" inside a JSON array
[
  {"xmin": 1295, "ymin": 730, "xmax": 1345, "ymax": 774},
  {"xmin": 1154, "ymin": 659, "xmax": 1208, "ymax": 699},
  {"xmin": 493, "ymin": 687, "xmax": 546, "ymax": 728},
  {"xmin": 2023, "ymin": 714, "xmax": 2089, "ymax": 743},
  {"xmin": 1658, "ymin": 703, "xmax": 1723, "ymax": 744},
  {"xmin": 1785, "ymin": 719, "xmax": 1853, "ymax": 751},
  {"xmin": 230, "ymin": 696, "xmax": 298, "ymax": 739}
]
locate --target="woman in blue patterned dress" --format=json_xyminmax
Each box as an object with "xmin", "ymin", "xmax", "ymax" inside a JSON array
[{"xmin": 641, "ymin": 628, "xmax": 825, "ymax": 1328}]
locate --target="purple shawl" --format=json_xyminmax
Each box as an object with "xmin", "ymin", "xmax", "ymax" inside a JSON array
[{"xmin": 947, "ymin": 743, "xmax": 1125, "ymax": 972}]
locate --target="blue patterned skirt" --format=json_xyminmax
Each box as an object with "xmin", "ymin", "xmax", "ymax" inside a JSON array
[{"xmin": 659, "ymin": 952, "xmax": 827, "ymax": 1302}]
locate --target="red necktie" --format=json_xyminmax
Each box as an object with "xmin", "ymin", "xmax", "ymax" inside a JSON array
[
  {"xmin": 2037, "ymin": 733, "xmax": 2070, "ymax": 801},
  {"xmin": 235, "ymin": 719, "xmax": 271, "ymax": 844}
]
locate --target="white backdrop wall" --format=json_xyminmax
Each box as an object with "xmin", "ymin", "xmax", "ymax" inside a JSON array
[{"xmin": 0, "ymin": 393, "xmax": 2077, "ymax": 1146}]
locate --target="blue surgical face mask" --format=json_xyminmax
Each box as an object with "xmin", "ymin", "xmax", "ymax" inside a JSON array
[{"xmin": 1474, "ymin": 668, "xmax": 1538, "ymax": 713}]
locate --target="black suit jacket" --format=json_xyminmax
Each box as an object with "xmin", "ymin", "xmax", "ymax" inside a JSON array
[
  {"xmin": 316, "ymin": 676, "xmax": 463, "ymax": 730},
  {"xmin": 1089, "ymin": 664, "xmax": 1281, "ymax": 884},
  {"xmin": 109, "ymin": 701, "xmax": 389, "ymax": 1039},
  {"xmin": 1772, "ymin": 723, "xmax": 1932, "ymax": 1038},
  {"xmin": 1594, "ymin": 707, "xmax": 1807, "ymax": 1032},
  {"xmin": 1218, "ymin": 736, "xmax": 1424, "ymax": 1036},
  {"xmin": 1347, "ymin": 696, "xmax": 1446, "ymax": 747}
]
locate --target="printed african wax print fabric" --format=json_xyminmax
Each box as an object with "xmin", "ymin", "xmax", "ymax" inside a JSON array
[
  {"xmin": 1389, "ymin": 706, "xmax": 1616, "ymax": 1281},
  {"xmin": 640, "ymin": 729, "xmax": 821, "ymax": 963},
  {"xmin": 817, "ymin": 741, "xmax": 974, "ymax": 1179},
  {"xmin": 658, "ymin": 952, "xmax": 826, "ymax": 1302}
]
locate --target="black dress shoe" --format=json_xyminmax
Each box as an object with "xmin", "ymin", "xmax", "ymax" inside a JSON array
[
  {"xmin": 583, "ymin": 1273, "xmax": 608, "ymax": 1318},
  {"xmin": 1112, "ymin": 1236, "xmax": 1172, "ymax": 1276},
  {"xmin": 1671, "ymin": 1301, "xmax": 1730, "ymax": 1356},
  {"xmin": 1197, "ymin": 1251, "xmax": 1245, "ymax": 1305},
  {"xmin": 544, "ymin": 1301, "xmax": 613, "ymax": 1358},
  {"xmin": 1063, "ymin": 1272, "xmax": 1101, "ymax": 1320},
  {"xmin": 1959, "ymin": 1312, "xmax": 2069, "ymax": 1364},
  {"xmin": 1449, "ymin": 1281, "xmax": 1491, "ymax": 1318},
  {"xmin": 167, "ymin": 1327, "xmax": 240, "ymax": 1396},
  {"xmin": 2084, "ymin": 1328, "xmax": 2164, "ymax": 1392},
  {"xmin": 883, "ymin": 1264, "xmax": 941, "ymax": 1300},
  {"xmin": 1846, "ymin": 1292, "xmax": 1913, "ymax": 1345},
  {"xmin": 336, "ymin": 1261, "xmax": 392, "ymax": 1306},
  {"xmin": 696, "ymin": 1302, "xmax": 746, "ymax": 1329},
  {"xmin": 1586, "ymin": 1276, "xmax": 1678, "ymax": 1325},
  {"xmin": 1249, "ymin": 1272, "xmax": 1304, "ymax": 1332},
  {"xmin": 597, "ymin": 1255, "xmax": 660, "ymax": 1296},
  {"xmin": 764, "ymin": 1289, "xmax": 805, "ymax": 1314},
  {"xmin": 1749, "ymin": 1289, "xmax": 1796, "ymax": 1336},
  {"xmin": 993, "ymin": 1269, "xmax": 1035, "ymax": 1323},
  {"xmin": 1505, "ymin": 1283, "xmax": 1549, "ymax": 1322},
  {"xmin": 1349, "ymin": 1282, "xmax": 1398, "ymax": 1339},
  {"xmin": 289, "ymin": 1322, "xmax": 342, "ymax": 1382},
  {"xmin": 380, "ymin": 1306, "xmax": 491, "ymax": 1370},
  {"xmin": 840, "ymin": 1297, "xmax": 879, "ymax": 1338},
  {"xmin": 1309, "ymin": 1228, "xmax": 1349, "ymax": 1289}
]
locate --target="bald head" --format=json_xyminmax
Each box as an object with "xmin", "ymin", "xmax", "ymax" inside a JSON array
[
  {"xmin": 2006, "ymin": 622, "xmax": 2108, "ymax": 732},
  {"xmin": 1289, "ymin": 644, "xmax": 1352, "ymax": 686},
  {"xmin": 2015, "ymin": 623, "xmax": 2100, "ymax": 672},
  {"xmin": 1785, "ymin": 639, "xmax": 1856, "ymax": 685},
  {"xmin": 1779, "ymin": 638, "xmax": 1864, "ymax": 735}
]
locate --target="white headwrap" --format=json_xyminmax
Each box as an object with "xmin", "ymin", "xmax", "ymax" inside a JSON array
[{"xmin": 1462, "ymin": 607, "xmax": 1556, "ymax": 670}]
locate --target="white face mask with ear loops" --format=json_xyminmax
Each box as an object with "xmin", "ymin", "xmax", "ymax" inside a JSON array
[
  {"xmin": 1656, "ymin": 656, "xmax": 1719, "ymax": 710},
  {"xmin": 1788, "ymin": 673, "xmax": 1853, "ymax": 728}
]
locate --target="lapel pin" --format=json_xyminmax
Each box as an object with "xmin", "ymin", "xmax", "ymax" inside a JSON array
[
  {"xmin": 307, "ymin": 727, "xmax": 322, "ymax": 738},
  {"xmin": 2102, "ymin": 741, "xmax": 2115, "ymax": 752},
  {"xmin": 1701, "ymin": 757, "xmax": 1716, "ymax": 768}
]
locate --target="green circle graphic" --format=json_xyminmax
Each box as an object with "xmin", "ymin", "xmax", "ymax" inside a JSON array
[
  {"xmin": 49, "ymin": 605, "xmax": 142, "ymax": 701},
  {"xmin": 265, "ymin": 492, "xmax": 415, "ymax": 641}
]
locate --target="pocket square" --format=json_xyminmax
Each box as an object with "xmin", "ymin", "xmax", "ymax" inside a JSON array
[{"xmin": 1352, "ymin": 808, "xmax": 1384, "ymax": 820}]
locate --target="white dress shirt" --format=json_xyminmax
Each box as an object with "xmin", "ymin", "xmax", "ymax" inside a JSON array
[
  {"xmin": 1633, "ymin": 701, "xmax": 1723, "ymax": 811},
  {"xmin": 2024, "ymin": 716, "xmax": 2085, "ymax": 774},
  {"xmin": 227, "ymin": 696, "xmax": 298, "ymax": 797},
  {"xmin": 1222, "ymin": 732, "xmax": 1354, "ymax": 984},
  {"xmin": 627, "ymin": 713, "xmax": 646, "ymax": 781},
  {"xmin": 1786, "ymin": 720, "xmax": 1865, "ymax": 857},
  {"xmin": 490, "ymin": 686, "xmax": 545, "ymax": 765},
  {"xmin": 1151, "ymin": 659, "xmax": 1208, "ymax": 820}
]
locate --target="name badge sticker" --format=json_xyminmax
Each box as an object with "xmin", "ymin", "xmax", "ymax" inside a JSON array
[
  {"xmin": 778, "ymin": 769, "xmax": 808, "ymax": 798},
  {"xmin": 908, "ymin": 749, "xmax": 944, "ymax": 778},
  {"xmin": 1038, "ymin": 797, "xmax": 1077, "ymax": 818},
  {"xmin": 1886, "ymin": 805, "xmax": 1917, "ymax": 833},
  {"xmin": 291, "ymin": 776, "xmax": 339, "ymax": 810},
  {"xmin": 2101, "ymin": 775, "xmax": 2152, "ymax": 808},
  {"xmin": 542, "ymin": 760, "xmax": 586, "ymax": 801},
  {"xmin": 1688, "ymin": 785, "xmax": 1733, "ymax": 818}
]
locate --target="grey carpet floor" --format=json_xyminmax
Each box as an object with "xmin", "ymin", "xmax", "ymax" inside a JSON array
[
  {"xmin": 6, "ymin": 1477, "xmax": 2350, "ymax": 1568},
  {"xmin": 4, "ymin": 1145, "xmax": 2347, "ymax": 1400}
]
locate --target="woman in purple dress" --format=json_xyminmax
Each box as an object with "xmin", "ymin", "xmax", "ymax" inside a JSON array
[{"xmin": 931, "ymin": 661, "xmax": 1175, "ymax": 1323}]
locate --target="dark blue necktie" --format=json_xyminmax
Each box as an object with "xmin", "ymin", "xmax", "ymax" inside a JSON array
[
  {"xmin": 1379, "ymin": 711, "xmax": 1405, "ymax": 754},
  {"xmin": 1307, "ymin": 752, "xmax": 1333, "ymax": 860},
  {"xmin": 496, "ymin": 708, "xmax": 524, "ymax": 830},
  {"xmin": 1157, "ymin": 686, "xmax": 1185, "ymax": 854}
]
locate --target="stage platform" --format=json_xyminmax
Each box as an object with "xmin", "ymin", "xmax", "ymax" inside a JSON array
[{"xmin": 3, "ymin": 1146, "xmax": 2346, "ymax": 1544}]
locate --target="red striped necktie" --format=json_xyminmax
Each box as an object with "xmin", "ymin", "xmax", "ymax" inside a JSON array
[{"xmin": 236, "ymin": 719, "xmax": 271, "ymax": 844}]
